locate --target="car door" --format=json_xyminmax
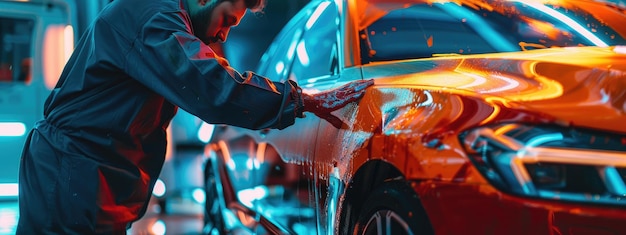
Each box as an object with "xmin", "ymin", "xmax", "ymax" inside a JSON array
[
  {"xmin": 250, "ymin": 1, "xmax": 349, "ymax": 234},
  {"xmin": 274, "ymin": 1, "xmax": 363, "ymax": 234}
]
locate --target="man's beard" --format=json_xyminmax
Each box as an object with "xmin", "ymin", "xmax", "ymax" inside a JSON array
[{"xmin": 189, "ymin": 1, "xmax": 220, "ymax": 44}]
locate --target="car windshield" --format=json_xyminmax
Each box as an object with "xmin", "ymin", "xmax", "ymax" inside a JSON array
[{"xmin": 359, "ymin": 0, "xmax": 626, "ymax": 63}]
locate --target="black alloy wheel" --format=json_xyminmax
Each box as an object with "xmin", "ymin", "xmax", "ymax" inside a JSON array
[
  {"xmin": 354, "ymin": 181, "xmax": 434, "ymax": 235},
  {"xmin": 203, "ymin": 159, "xmax": 227, "ymax": 235}
]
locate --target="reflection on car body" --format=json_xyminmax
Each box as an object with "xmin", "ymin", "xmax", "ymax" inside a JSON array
[{"xmin": 203, "ymin": 0, "xmax": 626, "ymax": 234}]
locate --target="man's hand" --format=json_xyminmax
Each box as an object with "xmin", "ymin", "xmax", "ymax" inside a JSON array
[{"xmin": 302, "ymin": 79, "xmax": 374, "ymax": 128}]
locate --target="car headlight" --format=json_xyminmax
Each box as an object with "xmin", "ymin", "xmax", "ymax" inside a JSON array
[{"xmin": 460, "ymin": 123, "xmax": 626, "ymax": 206}]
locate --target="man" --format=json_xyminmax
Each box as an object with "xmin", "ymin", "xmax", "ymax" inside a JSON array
[{"xmin": 17, "ymin": 0, "xmax": 373, "ymax": 234}]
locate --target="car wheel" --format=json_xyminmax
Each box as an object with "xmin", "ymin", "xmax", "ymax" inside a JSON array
[
  {"xmin": 203, "ymin": 159, "xmax": 226, "ymax": 235},
  {"xmin": 354, "ymin": 181, "xmax": 434, "ymax": 235}
]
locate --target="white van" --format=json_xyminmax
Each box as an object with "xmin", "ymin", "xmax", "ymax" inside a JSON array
[{"xmin": 0, "ymin": 0, "xmax": 79, "ymax": 199}]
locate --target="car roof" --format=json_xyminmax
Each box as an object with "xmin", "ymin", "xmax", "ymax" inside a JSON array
[{"xmin": 352, "ymin": 0, "xmax": 626, "ymax": 31}]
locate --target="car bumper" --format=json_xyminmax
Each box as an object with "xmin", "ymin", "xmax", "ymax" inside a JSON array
[{"xmin": 414, "ymin": 181, "xmax": 626, "ymax": 235}]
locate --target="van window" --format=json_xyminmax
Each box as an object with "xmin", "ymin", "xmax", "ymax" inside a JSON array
[{"xmin": 0, "ymin": 17, "xmax": 34, "ymax": 84}]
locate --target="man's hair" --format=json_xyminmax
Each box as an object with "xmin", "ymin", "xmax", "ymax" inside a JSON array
[
  {"xmin": 224, "ymin": 0, "xmax": 265, "ymax": 12},
  {"xmin": 244, "ymin": 0, "xmax": 265, "ymax": 10}
]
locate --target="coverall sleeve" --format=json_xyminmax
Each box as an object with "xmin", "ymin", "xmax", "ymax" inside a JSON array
[{"xmin": 124, "ymin": 11, "xmax": 303, "ymax": 130}]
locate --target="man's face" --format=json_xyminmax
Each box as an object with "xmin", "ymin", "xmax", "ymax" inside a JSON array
[{"xmin": 190, "ymin": 0, "xmax": 247, "ymax": 44}]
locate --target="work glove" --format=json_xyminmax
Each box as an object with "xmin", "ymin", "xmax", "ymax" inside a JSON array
[{"xmin": 302, "ymin": 79, "xmax": 375, "ymax": 129}]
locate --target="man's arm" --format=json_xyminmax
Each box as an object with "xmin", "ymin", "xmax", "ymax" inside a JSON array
[
  {"xmin": 124, "ymin": 10, "xmax": 373, "ymax": 130},
  {"xmin": 124, "ymin": 11, "xmax": 300, "ymax": 130}
]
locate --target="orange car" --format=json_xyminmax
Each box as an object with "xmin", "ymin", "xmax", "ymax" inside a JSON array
[{"xmin": 202, "ymin": 0, "xmax": 626, "ymax": 234}]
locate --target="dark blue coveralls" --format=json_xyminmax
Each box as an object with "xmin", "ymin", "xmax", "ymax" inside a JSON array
[{"xmin": 17, "ymin": 0, "xmax": 303, "ymax": 233}]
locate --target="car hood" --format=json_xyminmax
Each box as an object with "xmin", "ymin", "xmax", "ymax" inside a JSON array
[{"xmin": 366, "ymin": 46, "xmax": 626, "ymax": 133}]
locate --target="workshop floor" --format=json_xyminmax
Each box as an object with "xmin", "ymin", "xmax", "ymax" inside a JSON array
[
  {"xmin": 0, "ymin": 151, "xmax": 207, "ymax": 235},
  {"xmin": 0, "ymin": 197, "xmax": 205, "ymax": 235}
]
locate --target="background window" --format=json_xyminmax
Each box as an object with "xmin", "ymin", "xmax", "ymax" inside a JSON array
[{"xmin": 0, "ymin": 17, "xmax": 33, "ymax": 83}]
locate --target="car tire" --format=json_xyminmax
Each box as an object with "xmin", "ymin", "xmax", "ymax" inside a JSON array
[
  {"xmin": 203, "ymin": 159, "xmax": 226, "ymax": 235},
  {"xmin": 353, "ymin": 181, "xmax": 434, "ymax": 235}
]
